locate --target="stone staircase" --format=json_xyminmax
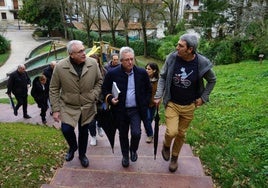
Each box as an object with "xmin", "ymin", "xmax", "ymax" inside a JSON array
[{"xmin": 41, "ymin": 125, "xmax": 213, "ymax": 188}]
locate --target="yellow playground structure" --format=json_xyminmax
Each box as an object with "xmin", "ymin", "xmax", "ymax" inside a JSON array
[{"xmin": 86, "ymin": 41, "xmax": 120, "ymax": 64}]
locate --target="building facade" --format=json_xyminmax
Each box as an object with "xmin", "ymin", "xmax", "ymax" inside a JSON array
[{"xmin": 0, "ymin": 0, "xmax": 22, "ymax": 22}]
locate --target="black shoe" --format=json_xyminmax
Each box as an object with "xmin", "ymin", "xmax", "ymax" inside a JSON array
[
  {"xmin": 14, "ymin": 109, "xmax": 18, "ymax": 116},
  {"xmin": 79, "ymin": 155, "xmax": 89, "ymax": 168},
  {"xmin": 122, "ymin": 156, "xmax": 129, "ymax": 168},
  {"xmin": 65, "ymin": 148, "xmax": 77, "ymax": 161},
  {"xmin": 42, "ymin": 118, "xmax": 47, "ymax": 124},
  {"xmin": 130, "ymin": 150, "xmax": 138, "ymax": 162},
  {"xmin": 23, "ymin": 114, "xmax": 31, "ymax": 119}
]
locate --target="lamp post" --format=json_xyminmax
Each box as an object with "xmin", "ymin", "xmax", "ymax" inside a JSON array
[
  {"xmin": 17, "ymin": 17, "xmax": 20, "ymax": 30},
  {"xmin": 76, "ymin": 1, "xmax": 78, "ymax": 21}
]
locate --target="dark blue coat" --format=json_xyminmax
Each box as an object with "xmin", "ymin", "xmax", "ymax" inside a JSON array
[{"xmin": 102, "ymin": 65, "xmax": 152, "ymax": 122}]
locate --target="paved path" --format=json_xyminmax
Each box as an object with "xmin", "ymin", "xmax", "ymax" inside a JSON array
[
  {"xmin": 0, "ymin": 29, "xmax": 42, "ymax": 98},
  {"xmin": 0, "ymin": 29, "xmax": 42, "ymax": 80}
]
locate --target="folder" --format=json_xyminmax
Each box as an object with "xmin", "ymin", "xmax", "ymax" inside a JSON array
[{"xmin": 112, "ymin": 82, "xmax": 120, "ymax": 98}]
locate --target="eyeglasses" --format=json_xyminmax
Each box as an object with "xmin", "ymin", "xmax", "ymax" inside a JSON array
[
  {"xmin": 122, "ymin": 58, "xmax": 134, "ymax": 62},
  {"xmin": 72, "ymin": 49, "xmax": 85, "ymax": 54}
]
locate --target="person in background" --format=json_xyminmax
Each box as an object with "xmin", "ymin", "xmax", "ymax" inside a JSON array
[
  {"xmin": 154, "ymin": 33, "xmax": 216, "ymax": 172},
  {"xmin": 88, "ymin": 54, "xmax": 105, "ymax": 146},
  {"xmin": 31, "ymin": 74, "xmax": 49, "ymax": 124},
  {"xmin": 43, "ymin": 60, "xmax": 56, "ymax": 86},
  {"xmin": 144, "ymin": 62, "xmax": 159, "ymax": 143},
  {"xmin": 43, "ymin": 60, "xmax": 56, "ymax": 115},
  {"xmin": 102, "ymin": 47, "xmax": 151, "ymax": 168},
  {"xmin": 104, "ymin": 53, "xmax": 119, "ymax": 73},
  {"xmin": 6, "ymin": 64, "xmax": 31, "ymax": 119},
  {"xmin": 49, "ymin": 40, "xmax": 103, "ymax": 168}
]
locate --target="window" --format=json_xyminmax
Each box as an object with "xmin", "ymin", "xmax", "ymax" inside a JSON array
[
  {"xmin": 1, "ymin": 13, "xmax": 7, "ymax": 20},
  {"xmin": 13, "ymin": 0, "xmax": 19, "ymax": 9},
  {"xmin": 0, "ymin": 0, "xmax": 5, "ymax": 6},
  {"xmin": 194, "ymin": 0, "xmax": 199, "ymax": 6}
]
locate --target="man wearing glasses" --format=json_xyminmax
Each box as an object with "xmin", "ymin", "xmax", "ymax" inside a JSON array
[
  {"xmin": 102, "ymin": 47, "xmax": 151, "ymax": 167},
  {"xmin": 49, "ymin": 40, "xmax": 103, "ymax": 168}
]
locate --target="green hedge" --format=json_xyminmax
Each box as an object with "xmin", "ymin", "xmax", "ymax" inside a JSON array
[
  {"xmin": 0, "ymin": 34, "xmax": 10, "ymax": 54},
  {"xmin": 65, "ymin": 27, "xmax": 267, "ymax": 65}
]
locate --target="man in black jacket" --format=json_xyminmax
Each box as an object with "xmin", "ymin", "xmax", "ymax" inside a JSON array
[
  {"xmin": 102, "ymin": 47, "xmax": 152, "ymax": 168},
  {"xmin": 7, "ymin": 64, "xmax": 31, "ymax": 119},
  {"xmin": 31, "ymin": 75, "xmax": 49, "ymax": 124}
]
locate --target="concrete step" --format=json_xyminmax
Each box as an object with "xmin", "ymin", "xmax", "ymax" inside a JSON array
[
  {"xmin": 41, "ymin": 128, "xmax": 213, "ymax": 188},
  {"xmin": 42, "ymin": 167, "xmax": 213, "ymax": 188}
]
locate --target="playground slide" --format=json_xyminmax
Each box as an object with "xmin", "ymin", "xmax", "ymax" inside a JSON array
[{"xmin": 87, "ymin": 45, "xmax": 100, "ymax": 56}]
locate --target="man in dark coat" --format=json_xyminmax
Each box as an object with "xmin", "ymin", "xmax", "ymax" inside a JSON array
[
  {"xmin": 102, "ymin": 47, "xmax": 152, "ymax": 168},
  {"xmin": 31, "ymin": 75, "xmax": 49, "ymax": 124},
  {"xmin": 43, "ymin": 60, "xmax": 56, "ymax": 87},
  {"xmin": 6, "ymin": 64, "xmax": 31, "ymax": 119}
]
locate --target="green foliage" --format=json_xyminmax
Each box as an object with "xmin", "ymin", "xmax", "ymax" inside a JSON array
[
  {"xmin": 187, "ymin": 60, "xmax": 268, "ymax": 187},
  {"xmin": 156, "ymin": 34, "xmax": 180, "ymax": 61},
  {"xmin": 67, "ymin": 28, "xmax": 161, "ymax": 57},
  {"xmin": 0, "ymin": 52, "xmax": 10, "ymax": 67},
  {"xmin": 19, "ymin": 0, "xmax": 61, "ymax": 34},
  {"xmin": 0, "ymin": 34, "xmax": 10, "ymax": 54},
  {"xmin": 0, "ymin": 123, "xmax": 66, "ymax": 187},
  {"xmin": 191, "ymin": 0, "xmax": 229, "ymax": 35}
]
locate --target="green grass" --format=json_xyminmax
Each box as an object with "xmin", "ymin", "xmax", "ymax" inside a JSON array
[
  {"xmin": 0, "ymin": 51, "xmax": 10, "ymax": 67},
  {"xmin": 187, "ymin": 60, "xmax": 268, "ymax": 187},
  {"xmin": 0, "ymin": 123, "xmax": 66, "ymax": 187},
  {"xmin": 0, "ymin": 96, "xmax": 36, "ymax": 105}
]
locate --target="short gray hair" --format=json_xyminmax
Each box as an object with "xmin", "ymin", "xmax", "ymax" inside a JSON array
[
  {"xmin": 67, "ymin": 40, "xmax": 83, "ymax": 54},
  {"xmin": 119, "ymin": 46, "xmax": 135, "ymax": 61},
  {"xmin": 180, "ymin": 34, "xmax": 199, "ymax": 53}
]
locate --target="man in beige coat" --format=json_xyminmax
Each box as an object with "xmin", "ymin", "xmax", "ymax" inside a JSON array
[{"xmin": 49, "ymin": 40, "xmax": 103, "ymax": 167}]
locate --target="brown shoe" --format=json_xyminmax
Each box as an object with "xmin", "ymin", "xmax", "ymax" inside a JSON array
[
  {"xmin": 169, "ymin": 155, "xmax": 178, "ymax": 172},
  {"xmin": 161, "ymin": 144, "xmax": 170, "ymax": 161}
]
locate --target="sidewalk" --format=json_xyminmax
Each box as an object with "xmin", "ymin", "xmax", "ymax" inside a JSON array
[{"xmin": 0, "ymin": 29, "xmax": 42, "ymax": 98}]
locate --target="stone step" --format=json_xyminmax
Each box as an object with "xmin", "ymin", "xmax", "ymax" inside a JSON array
[
  {"xmin": 42, "ymin": 167, "xmax": 213, "ymax": 188},
  {"xmin": 62, "ymin": 155, "xmax": 205, "ymax": 176}
]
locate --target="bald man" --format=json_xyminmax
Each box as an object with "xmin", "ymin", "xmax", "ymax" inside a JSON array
[{"xmin": 7, "ymin": 64, "xmax": 32, "ymax": 118}]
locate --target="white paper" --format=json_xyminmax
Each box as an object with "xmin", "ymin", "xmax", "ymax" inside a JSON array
[{"xmin": 112, "ymin": 82, "xmax": 120, "ymax": 98}]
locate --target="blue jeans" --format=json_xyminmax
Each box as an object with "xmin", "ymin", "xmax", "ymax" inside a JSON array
[{"xmin": 143, "ymin": 106, "xmax": 155, "ymax": 137}]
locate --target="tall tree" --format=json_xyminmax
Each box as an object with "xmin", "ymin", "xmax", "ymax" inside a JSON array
[
  {"xmin": 120, "ymin": 2, "xmax": 132, "ymax": 46},
  {"xmin": 19, "ymin": 0, "xmax": 61, "ymax": 35},
  {"xmin": 100, "ymin": 0, "xmax": 122, "ymax": 46},
  {"xmin": 162, "ymin": 0, "xmax": 180, "ymax": 35},
  {"xmin": 131, "ymin": 0, "xmax": 162, "ymax": 57},
  {"xmin": 191, "ymin": 0, "xmax": 229, "ymax": 38},
  {"xmin": 78, "ymin": 0, "xmax": 97, "ymax": 46}
]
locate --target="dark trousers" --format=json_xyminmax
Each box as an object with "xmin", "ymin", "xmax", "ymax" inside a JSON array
[
  {"xmin": 15, "ymin": 95, "xmax": 28, "ymax": 116},
  {"xmin": 61, "ymin": 117, "xmax": 89, "ymax": 157},
  {"xmin": 37, "ymin": 99, "xmax": 48, "ymax": 121},
  {"xmin": 118, "ymin": 107, "xmax": 141, "ymax": 158},
  {"xmin": 88, "ymin": 119, "xmax": 97, "ymax": 137}
]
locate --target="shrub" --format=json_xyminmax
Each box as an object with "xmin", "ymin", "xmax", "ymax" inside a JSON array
[{"xmin": 0, "ymin": 34, "xmax": 10, "ymax": 54}]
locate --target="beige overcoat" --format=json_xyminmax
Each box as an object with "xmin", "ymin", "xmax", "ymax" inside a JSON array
[{"xmin": 49, "ymin": 56, "xmax": 103, "ymax": 127}]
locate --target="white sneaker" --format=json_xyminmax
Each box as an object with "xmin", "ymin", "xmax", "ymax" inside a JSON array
[
  {"xmin": 98, "ymin": 127, "xmax": 104, "ymax": 137},
  {"xmin": 90, "ymin": 136, "xmax": 97, "ymax": 146}
]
